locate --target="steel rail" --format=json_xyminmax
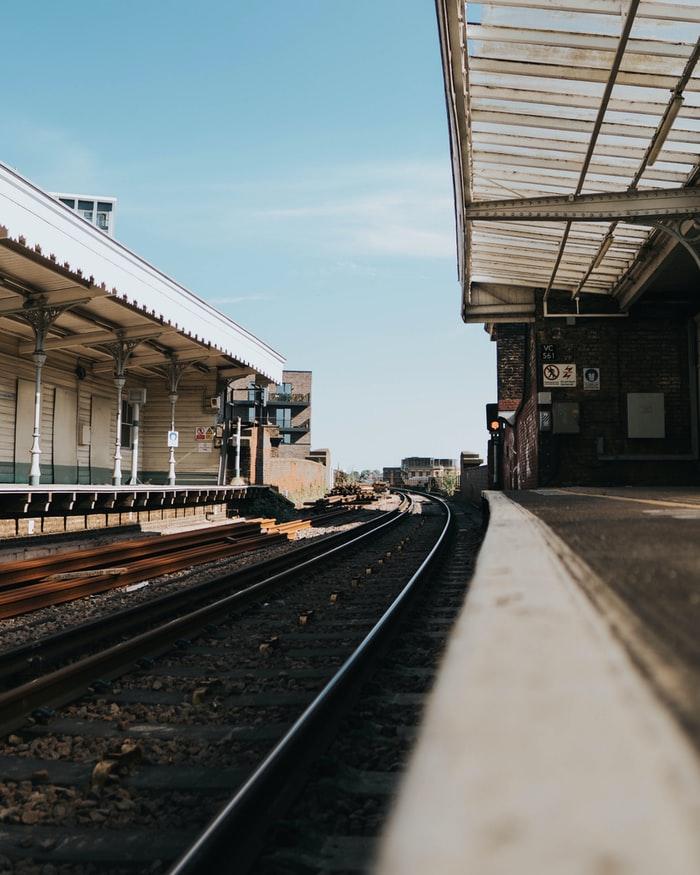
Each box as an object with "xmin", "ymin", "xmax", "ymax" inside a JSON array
[
  {"xmin": 168, "ymin": 492, "xmax": 453, "ymax": 875},
  {"xmin": 0, "ymin": 506, "xmax": 394, "ymax": 687},
  {"xmin": 0, "ymin": 533, "xmax": 290, "ymax": 620},
  {"xmin": 0, "ymin": 495, "xmax": 411, "ymax": 734},
  {"xmin": 0, "ymin": 506, "xmax": 354, "ymax": 588}
]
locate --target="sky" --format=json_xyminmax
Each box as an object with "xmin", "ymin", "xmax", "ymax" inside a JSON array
[{"xmin": 1, "ymin": 1, "xmax": 495, "ymax": 472}]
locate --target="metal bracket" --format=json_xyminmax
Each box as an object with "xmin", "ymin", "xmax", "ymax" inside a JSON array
[
  {"xmin": 18, "ymin": 297, "xmax": 73, "ymax": 353},
  {"xmin": 101, "ymin": 338, "xmax": 141, "ymax": 379},
  {"xmin": 650, "ymin": 217, "xmax": 700, "ymax": 272}
]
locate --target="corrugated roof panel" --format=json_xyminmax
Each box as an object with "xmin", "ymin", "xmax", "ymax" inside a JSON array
[{"xmin": 450, "ymin": 0, "xmax": 700, "ymax": 303}]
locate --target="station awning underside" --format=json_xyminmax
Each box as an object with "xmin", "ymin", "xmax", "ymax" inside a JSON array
[
  {"xmin": 436, "ymin": 0, "xmax": 700, "ymax": 323},
  {"xmin": 0, "ymin": 162, "xmax": 284, "ymax": 382}
]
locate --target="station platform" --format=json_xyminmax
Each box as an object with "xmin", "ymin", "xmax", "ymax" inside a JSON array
[
  {"xmin": 0, "ymin": 483, "xmax": 255, "ymax": 517},
  {"xmin": 377, "ymin": 489, "xmax": 700, "ymax": 874},
  {"xmin": 0, "ymin": 483, "xmax": 266, "ymax": 538}
]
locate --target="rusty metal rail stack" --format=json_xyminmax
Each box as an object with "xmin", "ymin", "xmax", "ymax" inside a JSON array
[{"xmin": 0, "ymin": 507, "xmax": 354, "ymax": 620}]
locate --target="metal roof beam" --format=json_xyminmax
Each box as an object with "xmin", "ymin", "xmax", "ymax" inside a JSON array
[
  {"xmin": 471, "ymin": 109, "xmax": 700, "ymax": 144},
  {"xmin": 470, "ymin": 84, "xmax": 700, "ymax": 119}
]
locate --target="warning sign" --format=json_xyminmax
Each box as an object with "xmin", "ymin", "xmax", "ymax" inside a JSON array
[
  {"xmin": 205, "ymin": 426, "xmax": 215, "ymax": 440},
  {"xmin": 195, "ymin": 427, "xmax": 207, "ymax": 441},
  {"xmin": 542, "ymin": 363, "xmax": 577, "ymax": 388},
  {"xmin": 583, "ymin": 367, "xmax": 600, "ymax": 391}
]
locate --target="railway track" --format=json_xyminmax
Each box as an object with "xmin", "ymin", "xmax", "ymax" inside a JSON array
[
  {"xmin": 0, "ymin": 491, "xmax": 474, "ymax": 874},
  {"xmin": 0, "ymin": 507, "xmax": 355, "ymax": 621}
]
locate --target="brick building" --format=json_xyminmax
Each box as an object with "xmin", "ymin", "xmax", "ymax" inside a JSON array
[
  {"xmin": 227, "ymin": 369, "xmax": 329, "ymax": 503},
  {"xmin": 436, "ymin": 0, "xmax": 700, "ymax": 489}
]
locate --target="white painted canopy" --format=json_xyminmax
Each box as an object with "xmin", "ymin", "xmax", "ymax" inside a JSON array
[
  {"xmin": 436, "ymin": 0, "xmax": 700, "ymax": 321},
  {"xmin": 0, "ymin": 161, "xmax": 284, "ymax": 381}
]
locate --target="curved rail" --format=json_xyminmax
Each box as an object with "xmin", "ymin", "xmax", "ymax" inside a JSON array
[
  {"xmin": 169, "ymin": 492, "xmax": 453, "ymax": 875},
  {"xmin": 0, "ymin": 493, "xmax": 412, "ymax": 736}
]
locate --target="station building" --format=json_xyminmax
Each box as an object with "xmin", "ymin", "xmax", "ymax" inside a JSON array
[
  {"xmin": 0, "ymin": 161, "xmax": 292, "ymax": 533},
  {"xmin": 436, "ymin": 0, "xmax": 700, "ymax": 489}
]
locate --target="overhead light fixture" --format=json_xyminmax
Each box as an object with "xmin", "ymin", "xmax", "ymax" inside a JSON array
[
  {"xmin": 648, "ymin": 94, "xmax": 684, "ymax": 165},
  {"xmin": 592, "ymin": 234, "xmax": 614, "ymax": 269}
]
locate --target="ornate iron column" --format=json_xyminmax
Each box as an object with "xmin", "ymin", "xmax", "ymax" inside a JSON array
[
  {"xmin": 163, "ymin": 356, "xmax": 189, "ymax": 486},
  {"xmin": 19, "ymin": 298, "xmax": 67, "ymax": 486},
  {"xmin": 103, "ymin": 339, "xmax": 139, "ymax": 486}
]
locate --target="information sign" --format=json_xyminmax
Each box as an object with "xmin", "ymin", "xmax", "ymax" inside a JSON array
[
  {"xmin": 542, "ymin": 363, "xmax": 577, "ymax": 388},
  {"xmin": 540, "ymin": 344, "xmax": 557, "ymax": 363},
  {"xmin": 583, "ymin": 367, "xmax": 601, "ymax": 391},
  {"xmin": 167, "ymin": 430, "xmax": 179, "ymax": 448}
]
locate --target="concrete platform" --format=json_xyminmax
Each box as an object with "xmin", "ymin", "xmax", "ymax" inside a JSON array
[{"xmin": 377, "ymin": 491, "xmax": 700, "ymax": 875}]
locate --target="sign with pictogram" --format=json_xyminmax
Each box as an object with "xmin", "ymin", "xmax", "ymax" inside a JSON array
[
  {"xmin": 195, "ymin": 427, "xmax": 207, "ymax": 441},
  {"xmin": 542, "ymin": 363, "xmax": 577, "ymax": 388},
  {"xmin": 167, "ymin": 430, "xmax": 179, "ymax": 448},
  {"xmin": 205, "ymin": 426, "xmax": 215, "ymax": 440},
  {"xmin": 583, "ymin": 366, "xmax": 600, "ymax": 391}
]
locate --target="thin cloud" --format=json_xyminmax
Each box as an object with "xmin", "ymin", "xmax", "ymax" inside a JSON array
[{"xmin": 208, "ymin": 294, "xmax": 274, "ymax": 304}]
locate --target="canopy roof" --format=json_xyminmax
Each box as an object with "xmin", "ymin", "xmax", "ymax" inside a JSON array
[
  {"xmin": 0, "ymin": 162, "xmax": 284, "ymax": 381},
  {"xmin": 436, "ymin": 0, "xmax": 700, "ymax": 322}
]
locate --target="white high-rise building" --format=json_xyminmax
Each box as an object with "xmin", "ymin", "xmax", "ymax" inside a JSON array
[{"xmin": 51, "ymin": 192, "xmax": 117, "ymax": 237}]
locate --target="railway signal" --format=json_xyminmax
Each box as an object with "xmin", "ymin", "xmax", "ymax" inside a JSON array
[{"xmin": 486, "ymin": 403, "xmax": 502, "ymax": 436}]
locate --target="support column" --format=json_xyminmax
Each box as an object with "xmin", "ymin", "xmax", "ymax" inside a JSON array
[
  {"xmin": 163, "ymin": 356, "xmax": 189, "ymax": 487},
  {"xmin": 129, "ymin": 400, "xmax": 141, "ymax": 486},
  {"xmin": 19, "ymin": 299, "xmax": 66, "ymax": 486},
  {"xmin": 103, "ymin": 339, "xmax": 138, "ymax": 486}
]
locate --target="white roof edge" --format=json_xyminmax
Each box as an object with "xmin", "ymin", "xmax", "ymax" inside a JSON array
[{"xmin": 0, "ymin": 161, "xmax": 285, "ymax": 382}]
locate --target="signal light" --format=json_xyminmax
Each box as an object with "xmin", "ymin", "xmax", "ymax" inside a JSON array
[{"xmin": 486, "ymin": 403, "xmax": 501, "ymax": 435}]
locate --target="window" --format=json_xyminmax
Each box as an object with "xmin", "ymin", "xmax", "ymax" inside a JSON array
[
  {"xmin": 59, "ymin": 197, "xmax": 75, "ymax": 208},
  {"xmin": 247, "ymin": 406, "xmax": 255, "ymax": 422},
  {"xmin": 121, "ymin": 401, "xmax": 134, "ymax": 448},
  {"xmin": 275, "ymin": 408, "xmax": 291, "ymax": 429},
  {"xmin": 77, "ymin": 199, "xmax": 94, "ymax": 223},
  {"xmin": 281, "ymin": 433, "xmax": 292, "ymax": 444}
]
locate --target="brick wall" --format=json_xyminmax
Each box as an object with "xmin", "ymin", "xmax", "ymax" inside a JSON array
[
  {"xmin": 498, "ymin": 324, "xmax": 539, "ymax": 489},
  {"xmin": 496, "ymin": 324, "xmax": 527, "ymax": 411},
  {"xmin": 265, "ymin": 457, "xmax": 327, "ymax": 506},
  {"xmin": 495, "ymin": 299, "xmax": 699, "ymax": 488},
  {"xmin": 460, "ymin": 464, "xmax": 489, "ymax": 505}
]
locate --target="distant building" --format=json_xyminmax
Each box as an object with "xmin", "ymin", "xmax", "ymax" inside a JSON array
[
  {"xmin": 51, "ymin": 193, "xmax": 117, "ymax": 237},
  {"xmin": 229, "ymin": 369, "xmax": 312, "ymax": 459},
  {"xmin": 383, "ymin": 466, "xmax": 405, "ymax": 487},
  {"xmin": 225, "ymin": 369, "xmax": 329, "ymax": 500},
  {"xmin": 266, "ymin": 370, "xmax": 312, "ymax": 460},
  {"xmin": 400, "ymin": 456, "xmax": 459, "ymax": 488}
]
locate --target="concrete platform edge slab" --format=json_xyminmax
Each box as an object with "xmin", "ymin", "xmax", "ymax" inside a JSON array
[{"xmin": 376, "ymin": 491, "xmax": 700, "ymax": 875}]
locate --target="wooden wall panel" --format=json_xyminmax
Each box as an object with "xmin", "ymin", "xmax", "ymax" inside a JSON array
[
  {"xmin": 53, "ymin": 387, "xmax": 78, "ymax": 483},
  {"xmin": 90, "ymin": 395, "xmax": 113, "ymax": 483}
]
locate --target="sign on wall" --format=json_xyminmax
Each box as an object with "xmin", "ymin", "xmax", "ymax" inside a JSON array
[
  {"xmin": 195, "ymin": 427, "xmax": 207, "ymax": 441},
  {"xmin": 583, "ymin": 367, "xmax": 601, "ymax": 391},
  {"xmin": 540, "ymin": 343, "xmax": 557, "ymax": 363},
  {"xmin": 542, "ymin": 363, "xmax": 577, "ymax": 388}
]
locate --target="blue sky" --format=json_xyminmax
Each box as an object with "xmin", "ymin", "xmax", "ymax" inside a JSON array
[{"xmin": 2, "ymin": 0, "xmax": 494, "ymax": 471}]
